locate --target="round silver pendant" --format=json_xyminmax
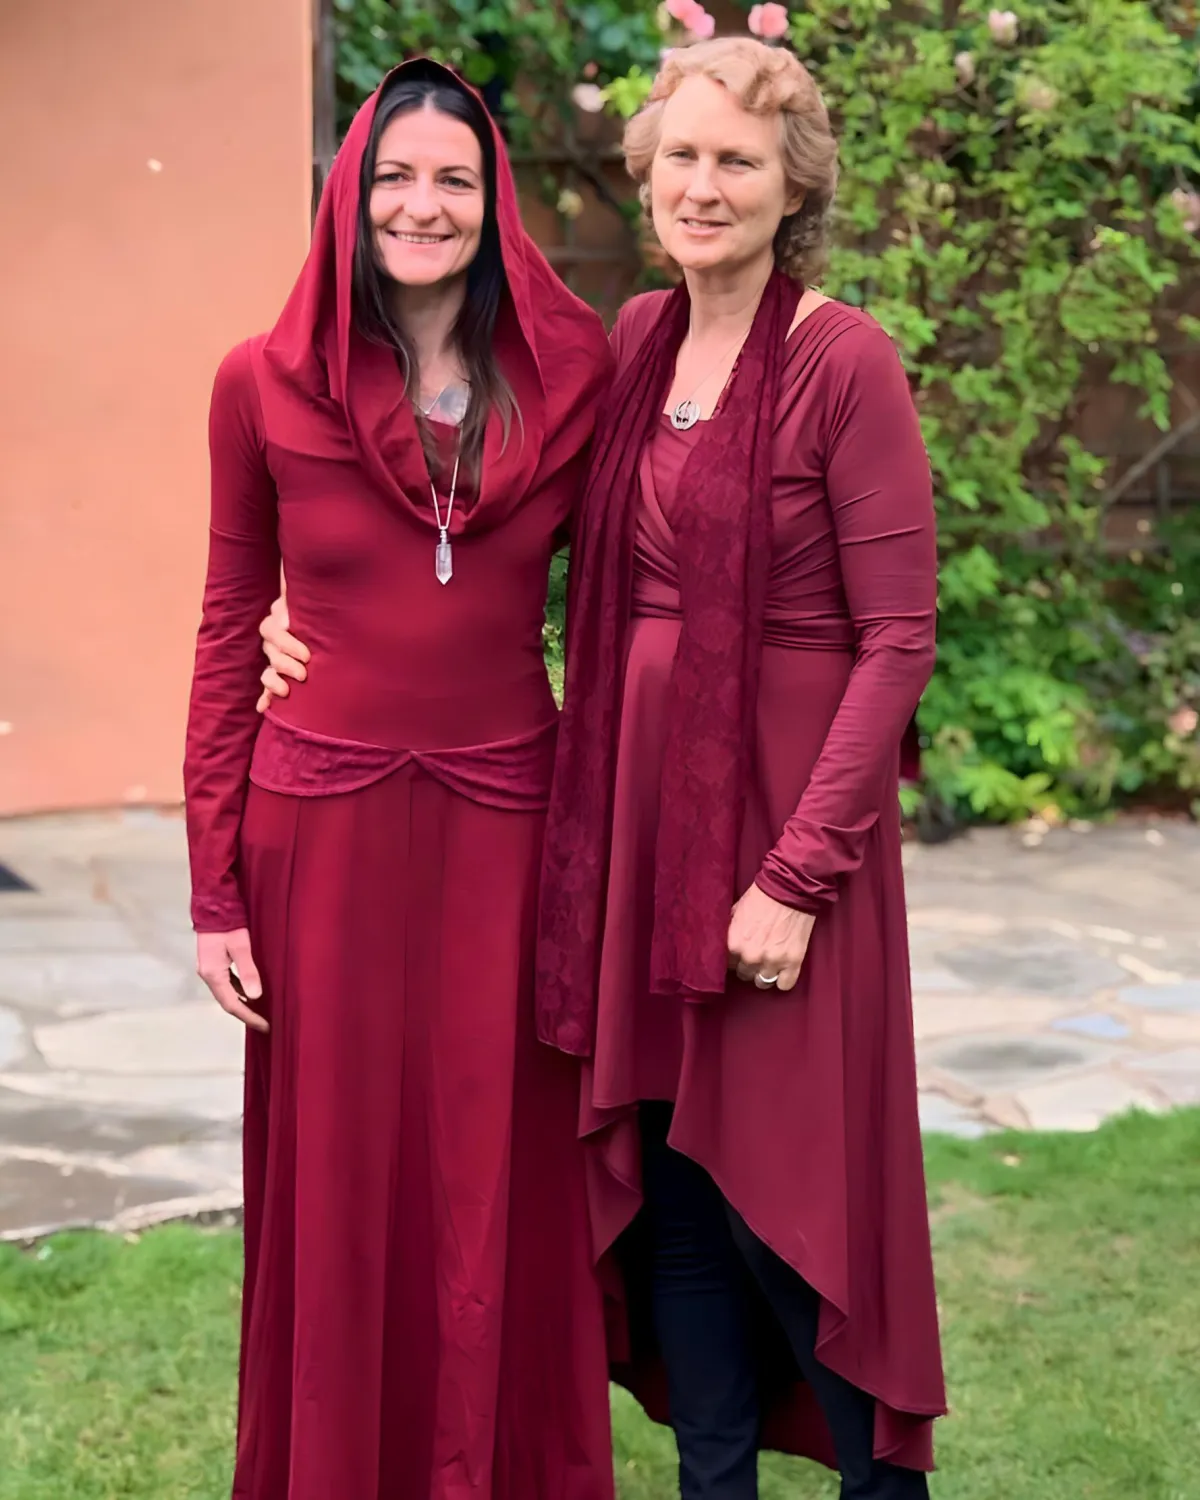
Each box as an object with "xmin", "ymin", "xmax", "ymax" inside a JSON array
[{"xmin": 670, "ymin": 399, "xmax": 701, "ymax": 431}]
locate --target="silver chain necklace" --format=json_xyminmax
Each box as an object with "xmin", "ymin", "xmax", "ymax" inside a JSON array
[
  {"xmin": 416, "ymin": 377, "xmax": 467, "ymax": 583},
  {"xmin": 419, "ymin": 381, "xmax": 450, "ymax": 416},
  {"xmin": 430, "ymin": 442, "xmax": 461, "ymax": 585},
  {"xmin": 670, "ymin": 325, "xmax": 754, "ymax": 430}
]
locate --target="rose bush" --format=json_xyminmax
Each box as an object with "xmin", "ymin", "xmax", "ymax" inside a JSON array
[
  {"xmin": 334, "ymin": 0, "xmax": 1200, "ymax": 823},
  {"xmin": 605, "ymin": 0, "xmax": 1200, "ymax": 824}
]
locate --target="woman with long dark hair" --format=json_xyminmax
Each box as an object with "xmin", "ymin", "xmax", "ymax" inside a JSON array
[{"xmin": 184, "ymin": 60, "xmax": 614, "ymax": 1499}]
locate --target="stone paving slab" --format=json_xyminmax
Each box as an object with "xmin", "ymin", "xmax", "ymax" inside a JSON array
[
  {"xmin": 0, "ymin": 1068, "xmax": 245, "ymax": 1121},
  {"xmin": 1014, "ymin": 1070, "xmax": 1164, "ymax": 1133},
  {"xmin": 917, "ymin": 1093, "xmax": 993, "ymax": 1139},
  {"xmin": 937, "ymin": 935, "xmax": 1131, "ymax": 998},
  {"xmin": 33, "ymin": 1003, "xmax": 244, "ymax": 1075},
  {"xmin": 0, "ymin": 1156, "xmax": 200, "ymax": 1239},
  {"xmin": 1119, "ymin": 1048, "xmax": 1200, "ymax": 1108},
  {"xmin": 912, "ymin": 993, "xmax": 1070, "ymax": 1043},
  {"xmin": 0, "ymin": 1006, "xmax": 26, "ymax": 1069},
  {"xmin": 0, "ymin": 1090, "xmax": 234, "ymax": 1154},
  {"xmin": 1051, "ymin": 1012, "xmax": 1133, "ymax": 1041},
  {"xmin": 919, "ymin": 1032, "xmax": 1121, "ymax": 1096},
  {"xmin": 1119, "ymin": 983, "xmax": 1200, "ymax": 1014},
  {"xmin": 0, "ymin": 809, "xmax": 1196, "ymax": 1238},
  {"xmin": 0, "ymin": 950, "xmax": 191, "ymax": 1016}
]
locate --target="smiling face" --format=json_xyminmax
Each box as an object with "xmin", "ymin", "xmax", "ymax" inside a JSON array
[
  {"xmin": 368, "ymin": 102, "xmax": 485, "ymax": 288},
  {"xmin": 650, "ymin": 74, "xmax": 803, "ymax": 277}
]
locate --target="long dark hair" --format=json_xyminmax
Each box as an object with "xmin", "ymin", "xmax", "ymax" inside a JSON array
[{"xmin": 353, "ymin": 65, "xmax": 516, "ymax": 477}]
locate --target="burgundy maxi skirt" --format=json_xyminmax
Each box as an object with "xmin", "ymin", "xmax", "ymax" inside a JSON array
[{"xmin": 233, "ymin": 765, "xmax": 613, "ymax": 1500}]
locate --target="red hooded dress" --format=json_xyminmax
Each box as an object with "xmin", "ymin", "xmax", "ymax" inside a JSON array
[
  {"xmin": 545, "ymin": 292, "xmax": 946, "ymax": 1473},
  {"xmin": 183, "ymin": 63, "xmax": 614, "ymax": 1500}
]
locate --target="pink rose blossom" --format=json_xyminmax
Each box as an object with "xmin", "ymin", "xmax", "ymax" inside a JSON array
[
  {"xmin": 748, "ymin": 4, "xmax": 790, "ymax": 40},
  {"xmin": 665, "ymin": 0, "xmax": 715, "ymax": 41},
  {"xmin": 987, "ymin": 9, "xmax": 1019, "ymax": 45},
  {"xmin": 954, "ymin": 51, "xmax": 976, "ymax": 87},
  {"xmin": 1170, "ymin": 187, "xmax": 1200, "ymax": 234},
  {"xmin": 571, "ymin": 82, "xmax": 606, "ymax": 114},
  {"xmin": 1168, "ymin": 706, "xmax": 1199, "ymax": 738}
]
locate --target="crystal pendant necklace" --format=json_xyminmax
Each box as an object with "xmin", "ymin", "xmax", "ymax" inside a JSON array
[{"xmin": 430, "ymin": 442, "xmax": 462, "ymax": 585}]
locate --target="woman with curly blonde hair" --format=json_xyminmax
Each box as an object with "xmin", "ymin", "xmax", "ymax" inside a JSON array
[{"xmin": 537, "ymin": 36, "xmax": 945, "ymax": 1500}]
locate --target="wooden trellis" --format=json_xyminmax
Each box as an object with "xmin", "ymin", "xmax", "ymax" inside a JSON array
[{"xmin": 312, "ymin": 0, "xmax": 337, "ymax": 208}]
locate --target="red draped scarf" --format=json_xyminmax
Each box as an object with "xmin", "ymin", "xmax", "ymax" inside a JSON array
[{"xmin": 537, "ymin": 270, "xmax": 801, "ymax": 1056}]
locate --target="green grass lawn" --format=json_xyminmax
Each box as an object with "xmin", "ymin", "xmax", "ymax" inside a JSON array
[{"xmin": 2, "ymin": 1110, "xmax": 1198, "ymax": 1499}]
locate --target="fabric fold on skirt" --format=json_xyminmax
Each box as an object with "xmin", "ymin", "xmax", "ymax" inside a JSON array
[{"xmin": 249, "ymin": 710, "xmax": 559, "ymax": 810}]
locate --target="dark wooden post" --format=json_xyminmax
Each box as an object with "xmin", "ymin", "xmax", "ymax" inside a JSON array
[{"xmin": 312, "ymin": 0, "xmax": 338, "ymax": 217}]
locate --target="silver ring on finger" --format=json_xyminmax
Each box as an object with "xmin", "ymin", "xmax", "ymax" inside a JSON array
[{"xmin": 754, "ymin": 971, "xmax": 780, "ymax": 989}]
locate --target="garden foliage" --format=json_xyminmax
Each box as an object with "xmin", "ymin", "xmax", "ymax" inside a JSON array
[{"xmin": 334, "ymin": 1, "xmax": 1200, "ymax": 821}]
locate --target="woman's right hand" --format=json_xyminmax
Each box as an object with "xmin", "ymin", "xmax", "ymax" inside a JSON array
[
  {"xmin": 196, "ymin": 929, "xmax": 269, "ymax": 1033},
  {"xmin": 256, "ymin": 593, "xmax": 311, "ymax": 713}
]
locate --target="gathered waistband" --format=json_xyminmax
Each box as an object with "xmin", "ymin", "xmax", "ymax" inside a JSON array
[
  {"xmin": 631, "ymin": 586, "xmax": 855, "ymax": 652},
  {"xmin": 249, "ymin": 712, "xmax": 559, "ymax": 811}
]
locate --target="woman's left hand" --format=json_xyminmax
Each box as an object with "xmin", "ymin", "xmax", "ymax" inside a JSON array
[{"xmin": 727, "ymin": 884, "xmax": 815, "ymax": 993}]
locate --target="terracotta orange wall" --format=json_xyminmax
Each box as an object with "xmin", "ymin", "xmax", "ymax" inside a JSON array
[{"xmin": 0, "ymin": 0, "xmax": 311, "ymax": 814}]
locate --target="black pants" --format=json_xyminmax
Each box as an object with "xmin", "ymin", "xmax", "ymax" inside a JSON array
[{"xmin": 641, "ymin": 1105, "xmax": 929, "ymax": 1500}]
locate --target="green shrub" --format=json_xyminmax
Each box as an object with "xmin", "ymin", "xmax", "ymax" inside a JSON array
[
  {"xmin": 779, "ymin": 0, "xmax": 1200, "ymax": 821},
  {"xmin": 332, "ymin": 0, "xmax": 663, "ymax": 140},
  {"xmin": 334, "ymin": 0, "xmax": 1200, "ymax": 821}
]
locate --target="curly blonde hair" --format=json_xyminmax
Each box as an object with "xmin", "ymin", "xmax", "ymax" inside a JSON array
[{"xmin": 623, "ymin": 37, "xmax": 839, "ymax": 284}]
